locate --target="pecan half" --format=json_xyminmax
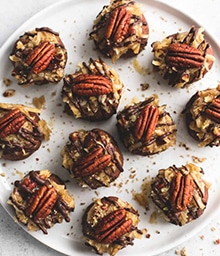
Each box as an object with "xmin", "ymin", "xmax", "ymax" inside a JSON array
[
  {"xmin": 72, "ymin": 74, "xmax": 113, "ymax": 96},
  {"xmin": 134, "ymin": 105, "xmax": 159, "ymax": 141},
  {"xmin": 94, "ymin": 209, "xmax": 132, "ymax": 244},
  {"xmin": 25, "ymin": 183, "xmax": 57, "ymax": 221},
  {"xmin": 0, "ymin": 109, "xmax": 25, "ymax": 138},
  {"xmin": 73, "ymin": 147, "xmax": 112, "ymax": 177},
  {"xmin": 105, "ymin": 6, "xmax": 131, "ymax": 43},
  {"xmin": 204, "ymin": 97, "xmax": 220, "ymax": 123},
  {"xmin": 165, "ymin": 43, "xmax": 205, "ymax": 70},
  {"xmin": 25, "ymin": 41, "xmax": 56, "ymax": 74},
  {"xmin": 170, "ymin": 172, "xmax": 194, "ymax": 212}
]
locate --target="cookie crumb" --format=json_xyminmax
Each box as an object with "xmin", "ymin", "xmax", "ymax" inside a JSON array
[
  {"xmin": 3, "ymin": 89, "xmax": 16, "ymax": 97},
  {"xmin": 192, "ymin": 156, "xmax": 206, "ymax": 163},
  {"xmin": 3, "ymin": 78, "xmax": 12, "ymax": 86},
  {"xmin": 200, "ymin": 235, "xmax": 205, "ymax": 240},
  {"xmin": 32, "ymin": 95, "xmax": 45, "ymax": 109},
  {"xmin": 214, "ymin": 238, "xmax": 220, "ymax": 244}
]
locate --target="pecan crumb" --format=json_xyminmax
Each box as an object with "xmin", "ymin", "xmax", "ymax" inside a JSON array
[
  {"xmin": 214, "ymin": 238, "xmax": 220, "ymax": 244},
  {"xmin": 175, "ymin": 250, "xmax": 180, "ymax": 255},
  {"xmin": 200, "ymin": 235, "xmax": 205, "ymax": 240},
  {"xmin": 179, "ymin": 142, "xmax": 190, "ymax": 150},
  {"xmin": 180, "ymin": 247, "xmax": 187, "ymax": 256},
  {"xmin": 3, "ymin": 78, "xmax": 12, "ymax": 86},
  {"xmin": 140, "ymin": 83, "xmax": 150, "ymax": 91},
  {"xmin": 3, "ymin": 89, "xmax": 16, "ymax": 97},
  {"xmin": 175, "ymin": 248, "xmax": 188, "ymax": 256}
]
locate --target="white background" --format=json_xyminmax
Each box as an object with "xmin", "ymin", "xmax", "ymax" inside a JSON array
[{"xmin": 0, "ymin": 0, "xmax": 220, "ymax": 255}]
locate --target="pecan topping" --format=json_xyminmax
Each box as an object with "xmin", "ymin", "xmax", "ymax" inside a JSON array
[
  {"xmin": 25, "ymin": 41, "xmax": 56, "ymax": 74},
  {"xmin": 94, "ymin": 209, "xmax": 132, "ymax": 244},
  {"xmin": 105, "ymin": 6, "xmax": 131, "ymax": 43},
  {"xmin": 25, "ymin": 183, "xmax": 57, "ymax": 221},
  {"xmin": 73, "ymin": 147, "xmax": 112, "ymax": 177},
  {"xmin": 72, "ymin": 74, "xmax": 113, "ymax": 96},
  {"xmin": 170, "ymin": 172, "xmax": 194, "ymax": 212},
  {"xmin": 204, "ymin": 97, "xmax": 220, "ymax": 123},
  {"xmin": 165, "ymin": 43, "xmax": 205, "ymax": 70},
  {"xmin": 0, "ymin": 109, "xmax": 25, "ymax": 138},
  {"xmin": 134, "ymin": 105, "xmax": 159, "ymax": 141}
]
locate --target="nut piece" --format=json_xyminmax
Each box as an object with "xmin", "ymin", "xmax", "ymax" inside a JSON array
[
  {"xmin": 73, "ymin": 147, "xmax": 112, "ymax": 177},
  {"xmin": 134, "ymin": 105, "xmax": 159, "ymax": 141},
  {"xmin": 170, "ymin": 172, "xmax": 194, "ymax": 212},
  {"xmin": 94, "ymin": 209, "xmax": 132, "ymax": 244},
  {"xmin": 72, "ymin": 74, "xmax": 113, "ymax": 96},
  {"xmin": 105, "ymin": 6, "xmax": 131, "ymax": 43},
  {"xmin": 25, "ymin": 183, "xmax": 57, "ymax": 222},
  {"xmin": 204, "ymin": 98, "xmax": 220, "ymax": 123},
  {"xmin": 165, "ymin": 43, "xmax": 205, "ymax": 70},
  {"xmin": 0, "ymin": 109, "xmax": 25, "ymax": 138},
  {"xmin": 25, "ymin": 41, "xmax": 56, "ymax": 74}
]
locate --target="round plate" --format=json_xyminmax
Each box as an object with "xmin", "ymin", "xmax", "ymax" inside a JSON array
[{"xmin": 0, "ymin": 0, "xmax": 220, "ymax": 255}]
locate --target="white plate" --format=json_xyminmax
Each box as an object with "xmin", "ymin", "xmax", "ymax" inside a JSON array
[{"xmin": 0, "ymin": 0, "xmax": 220, "ymax": 255}]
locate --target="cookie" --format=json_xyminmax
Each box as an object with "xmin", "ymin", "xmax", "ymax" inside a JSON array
[
  {"xmin": 150, "ymin": 163, "xmax": 209, "ymax": 226},
  {"xmin": 62, "ymin": 58, "xmax": 123, "ymax": 121},
  {"xmin": 116, "ymin": 95, "xmax": 177, "ymax": 155},
  {"xmin": 151, "ymin": 26, "xmax": 214, "ymax": 88},
  {"xmin": 90, "ymin": 0, "xmax": 149, "ymax": 62},
  {"xmin": 8, "ymin": 169, "xmax": 75, "ymax": 234},
  {"xmin": 0, "ymin": 102, "xmax": 50, "ymax": 160},
  {"xmin": 9, "ymin": 27, "xmax": 67, "ymax": 86},
  {"xmin": 82, "ymin": 196, "xmax": 142, "ymax": 255},
  {"xmin": 184, "ymin": 85, "xmax": 220, "ymax": 147},
  {"xmin": 61, "ymin": 128, "xmax": 124, "ymax": 189}
]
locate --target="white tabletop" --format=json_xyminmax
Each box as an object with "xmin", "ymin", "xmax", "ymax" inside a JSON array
[{"xmin": 0, "ymin": 0, "xmax": 220, "ymax": 255}]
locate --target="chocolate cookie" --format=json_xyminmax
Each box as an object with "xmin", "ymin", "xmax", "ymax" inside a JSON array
[
  {"xmin": 151, "ymin": 26, "xmax": 214, "ymax": 88},
  {"xmin": 90, "ymin": 0, "xmax": 149, "ymax": 62},
  {"xmin": 9, "ymin": 27, "xmax": 67, "ymax": 86},
  {"xmin": 62, "ymin": 58, "xmax": 123, "ymax": 121},
  {"xmin": 82, "ymin": 196, "xmax": 142, "ymax": 255},
  {"xmin": 61, "ymin": 128, "xmax": 124, "ymax": 189},
  {"xmin": 8, "ymin": 169, "xmax": 75, "ymax": 234},
  {"xmin": 0, "ymin": 102, "xmax": 50, "ymax": 160},
  {"xmin": 184, "ymin": 85, "xmax": 220, "ymax": 147},
  {"xmin": 116, "ymin": 95, "xmax": 177, "ymax": 155},
  {"xmin": 150, "ymin": 163, "xmax": 209, "ymax": 226}
]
